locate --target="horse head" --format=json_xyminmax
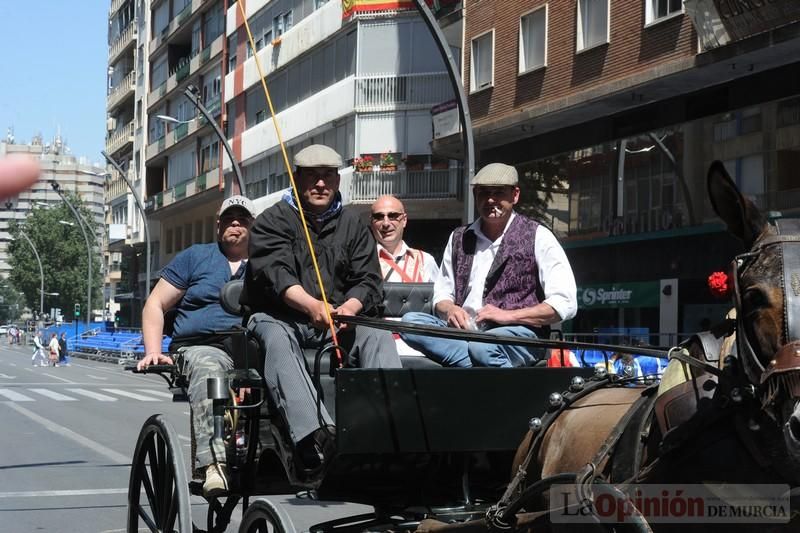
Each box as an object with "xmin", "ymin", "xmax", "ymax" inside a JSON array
[{"xmin": 708, "ymin": 161, "xmax": 800, "ymax": 464}]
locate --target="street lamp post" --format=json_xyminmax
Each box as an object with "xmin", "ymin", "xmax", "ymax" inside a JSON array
[
  {"xmin": 51, "ymin": 182, "xmax": 92, "ymax": 328},
  {"xmin": 14, "ymin": 232, "xmax": 44, "ymax": 319},
  {"xmin": 100, "ymin": 152, "xmax": 152, "ymax": 297},
  {"xmin": 157, "ymin": 85, "xmax": 246, "ymax": 196}
]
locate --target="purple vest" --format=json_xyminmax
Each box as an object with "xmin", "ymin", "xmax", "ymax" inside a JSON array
[{"xmin": 452, "ymin": 215, "xmax": 541, "ymax": 310}]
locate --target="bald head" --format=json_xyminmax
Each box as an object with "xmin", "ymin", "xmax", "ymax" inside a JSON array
[{"xmin": 370, "ymin": 195, "xmax": 407, "ymax": 254}]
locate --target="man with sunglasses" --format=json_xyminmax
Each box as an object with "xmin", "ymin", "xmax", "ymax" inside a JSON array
[
  {"xmin": 370, "ymin": 195, "xmax": 440, "ymax": 283},
  {"xmin": 402, "ymin": 163, "xmax": 577, "ymax": 368},
  {"xmin": 243, "ymin": 144, "xmax": 401, "ymax": 482},
  {"xmin": 138, "ymin": 195, "xmax": 256, "ymax": 498}
]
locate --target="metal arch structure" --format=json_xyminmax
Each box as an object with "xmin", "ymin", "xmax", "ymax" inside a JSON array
[
  {"xmin": 17, "ymin": 231, "xmax": 44, "ymax": 319},
  {"xmin": 411, "ymin": 0, "xmax": 475, "ymax": 222},
  {"xmin": 183, "ymin": 85, "xmax": 247, "ymax": 197},
  {"xmin": 102, "ymin": 151, "xmax": 152, "ymax": 298},
  {"xmin": 50, "ymin": 182, "xmax": 93, "ymax": 328}
]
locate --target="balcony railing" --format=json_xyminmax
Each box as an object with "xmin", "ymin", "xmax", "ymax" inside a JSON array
[
  {"xmin": 348, "ymin": 168, "xmax": 460, "ymax": 203},
  {"xmin": 106, "ymin": 121, "xmax": 135, "ymax": 156},
  {"xmin": 107, "ymin": 70, "xmax": 136, "ymax": 110},
  {"xmin": 109, "ymin": 0, "xmax": 127, "ymax": 16},
  {"xmin": 109, "ymin": 21, "xmax": 137, "ymax": 62},
  {"xmin": 145, "ymin": 168, "xmax": 220, "ymax": 212},
  {"xmin": 355, "ymin": 72, "xmax": 453, "ymax": 112}
]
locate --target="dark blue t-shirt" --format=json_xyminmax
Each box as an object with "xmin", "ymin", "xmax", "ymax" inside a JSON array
[{"xmin": 161, "ymin": 243, "xmax": 246, "ymax": 337}]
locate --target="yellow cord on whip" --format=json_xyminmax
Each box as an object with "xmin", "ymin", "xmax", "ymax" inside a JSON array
[{"xmin": 237, "ymin": 2, "xmax": 343, "ymax": 366}]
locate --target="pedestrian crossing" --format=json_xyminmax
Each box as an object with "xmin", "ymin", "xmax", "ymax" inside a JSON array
[{"xmin": 0, "ymin": 387, "xmax": 175, "ymax": 403}]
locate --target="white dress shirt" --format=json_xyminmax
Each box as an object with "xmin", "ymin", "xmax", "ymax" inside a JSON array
[
  {"xmin": 377, "ymin": 241, "xmax": 440, "ymax": 283},
  {"xmin": 433, "ymin": 213, "xmax": 577, "ymax": 321}
]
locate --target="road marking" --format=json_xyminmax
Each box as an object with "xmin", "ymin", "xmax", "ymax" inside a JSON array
[
  {"xmin": 178, "ymin": 434, "xmax": 191, "ymax": 442},
  {"xmin": 5, "ymin": 403, "xmax": 130, "ymax": 463},
  {"xmin": 136, "ymin": 388, "xmax": 174, "ymax": 399},
  {"xmin": 0, "ymin": 488, "xmax": 128, "ymax": 498},
  {"xmin": 101, "ymin": 388, "xmax": 161, "ymax": 401},
  {"xmin": 86, "ymin": 374, "xmax": 109, "ymax": 380},
  {"xmin": 43, "ymin": 372, "xmax": 75, "ymax": 384},
  {"xmin": 67, "ymin": 388, "xmax": 118, "ymax": 401},
  {"xmin": 0, "ymin": 373, "xmax": 16, "ymax": 379},
  {"xmin": 0, "ymin": 389, "xmax": 35, "ymax": 401},
  {"xmin": 28, "ymin": 388, "xmax": 78, "ymax": 401}
]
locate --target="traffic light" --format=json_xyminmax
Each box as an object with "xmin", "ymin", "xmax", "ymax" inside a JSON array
[{"xmin": 74, "ymin": 303, "xmax": 81, "ymax": 317}]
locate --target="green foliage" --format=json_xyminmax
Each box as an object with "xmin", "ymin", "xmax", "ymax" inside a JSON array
[
  {"xmin": 7, "ymin": 192, "xmax": 102, "ymax": 318},
  {"xmin": 0, "ymin": 282, "xmax": 24, "ymax": 323}
]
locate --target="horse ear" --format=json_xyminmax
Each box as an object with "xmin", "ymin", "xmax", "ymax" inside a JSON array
[{"xmin": 707, "ymin": 160, "xmax": 766, "ymax": 249}]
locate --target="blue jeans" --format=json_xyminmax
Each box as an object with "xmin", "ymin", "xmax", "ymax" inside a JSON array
[{"xmin": 400, "ymin": 312, "xmax": 541, "ymax": 368}]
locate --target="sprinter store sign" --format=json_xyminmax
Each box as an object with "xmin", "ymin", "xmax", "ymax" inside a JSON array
[{"xmin": 578, "ymin": 282, "xmax": 660, "ymax": 309}]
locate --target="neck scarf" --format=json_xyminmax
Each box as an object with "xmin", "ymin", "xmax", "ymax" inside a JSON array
[{"xmin": 281, "ymin": 188, "xmax": 343, "ymax": 225}]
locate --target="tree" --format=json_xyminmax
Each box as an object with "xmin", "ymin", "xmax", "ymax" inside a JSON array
[
  {"xmin": 7, "ymin": 192, "xmax": 102, "ymax": 319},
  {"xmin": 0, "ymin": 282, "xmax": 24, "ymax": 323}
]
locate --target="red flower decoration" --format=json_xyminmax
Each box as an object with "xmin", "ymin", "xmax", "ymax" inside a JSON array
[{"xmin": 708, "ymin": 271, "xmax": 731, "ymax": 299}]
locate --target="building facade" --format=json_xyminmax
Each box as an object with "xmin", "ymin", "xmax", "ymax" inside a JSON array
[
  {"xmin": 433, "ymin": 0, "xmax": 800, "ymax": 343},
  {"xmin": 0, "ymin": 136, "xmax": 106, "ymax": 281},
  {"xmin": 225, "ymin": 0, "xmax": 460, "ymax": 257}
]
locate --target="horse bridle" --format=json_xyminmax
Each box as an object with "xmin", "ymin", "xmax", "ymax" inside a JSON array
[{"xmin": 732, "ymin": 218, "xmax": 800, "ymax": 406}]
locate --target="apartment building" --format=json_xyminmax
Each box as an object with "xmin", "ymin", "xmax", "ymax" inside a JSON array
[
  {"xmin": 225, "ymin": 0, "xmax": 460, "ymax": 256},
  {"xmin": 105, "ymin": 0, "xmax": 147, "ymax": 323},
  {"xmin": 0, "ymin": 136, "xmax": 106, "ymax": 281},
  {"xmin": 434, "ymin": 0, "xmax": 800, "ymax": 341}
]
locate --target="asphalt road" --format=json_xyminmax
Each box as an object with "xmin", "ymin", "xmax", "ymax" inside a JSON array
[{"xmin": 0, "ymin": 342, "xmax": 370, "ymax": 533}]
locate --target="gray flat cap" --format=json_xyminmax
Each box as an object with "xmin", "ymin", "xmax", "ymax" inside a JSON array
[
  {"xmin": 218, "ymin": 195, "xmax": 256, "ymax": 218},
  {"xmin": 471, "ymin": 163, "xmax": 519, "ymax": 186},
  {"xmin": 293, "ymin": 144, "xmax": 343, "ymax": 168}
]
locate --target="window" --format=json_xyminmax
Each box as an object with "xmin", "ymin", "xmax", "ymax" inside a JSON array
[
  {"xmin": 470, "ymin": 30, "xmax": 494, "ymax": 92},
  {"xmin": 519, "ymin": 6, "xmax": 547, "ymax": 73},
  {"xmin": 645, "ymin": 0, "xmax": 683, "ymax": 25},
  {"xmin": 273, "ymin": 11, "xmax": 292, "ymax": 38},
  {"xmin": 577, "ymin": 0, "xmax": 608, "ymax": 52}
]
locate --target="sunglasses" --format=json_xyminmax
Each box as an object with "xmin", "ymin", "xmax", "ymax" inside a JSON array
[{"xmin": 371, "ymin": 211, "xmax": 405, "ymax": 222}]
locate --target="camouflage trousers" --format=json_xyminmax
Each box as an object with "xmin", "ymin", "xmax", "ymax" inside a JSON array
[{"xmin": 177, "ymin": 345, "xmax": 233, "ymax": 469}]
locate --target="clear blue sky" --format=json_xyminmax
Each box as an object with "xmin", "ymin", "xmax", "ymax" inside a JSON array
[{"xmin": 0, "ymin": 1, "xmax": 107, "ymax": 164}]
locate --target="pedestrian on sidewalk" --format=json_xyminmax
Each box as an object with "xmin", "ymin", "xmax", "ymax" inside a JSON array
[
  {"xmin": 48, "ymin": 333, "xmax": 60, "ymax": 367},
  {"xmin": 31, "ymin": 331, "xmax": 46, "ymax": 366},
  {"xmin": 58, "ymin": 332, "xmax": 70, "ymax": 366}
]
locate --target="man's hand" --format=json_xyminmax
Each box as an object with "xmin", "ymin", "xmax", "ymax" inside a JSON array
[
  {"xmin": 307, "ymin": 299, "xmax": 334, "ymax": 330},
  {"xmin": 137, "ymin": 352, "xmax": 174, "ymax": 370},
  {"xmin": 332, "ymin": 299, "xmax": 361, "ymax": 331},
  {"xmin": 445, "ymin": 304, "xmax": 473, "ymax": 330},
  {"xmin": 475, "ymin": 304, "xmax": 513, "ymax": 327}
]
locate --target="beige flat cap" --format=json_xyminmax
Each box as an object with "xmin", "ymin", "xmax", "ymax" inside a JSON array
[
  {"xmin": 293, "ymin": 144, "xmax": 343, "ymax": 168},
  {"xmin": 471, "ymin": 163, "xmax": 519, "ymax": 186}
]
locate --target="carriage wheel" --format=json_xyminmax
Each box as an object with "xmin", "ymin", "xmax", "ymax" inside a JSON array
[
  {"xmin": 127, "ymin": 414, "xmax": 193, "ymax": 533},
  {"xmin": 239, "ymin": 500, "xmax": 287, "ymax": 533}
]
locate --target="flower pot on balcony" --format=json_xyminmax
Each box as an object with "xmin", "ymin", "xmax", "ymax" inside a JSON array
[{"xmin": 380, "ymin": 165, "xmax": 397, "ymax": 172}]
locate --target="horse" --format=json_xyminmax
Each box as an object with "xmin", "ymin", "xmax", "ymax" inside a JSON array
[{"xmin": 418, "ymin": 161, "xmax": 800, "ymax": 532}]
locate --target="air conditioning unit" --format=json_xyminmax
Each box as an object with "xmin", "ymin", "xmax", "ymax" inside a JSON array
[{"xmin": 107, "ymin": 117, "xmax": 117, "ymax": 131}]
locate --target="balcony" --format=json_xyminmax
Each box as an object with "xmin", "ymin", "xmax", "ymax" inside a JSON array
[
  {"xmin": 148, "ymin": 35, "xmax": 223, "ymax": 108},
  {"xmin": 109, "ymin": 0, "xmax": 128, "ymax": 17},
  {"xmin": 107, "ymin": 70, "xmax": 136, "ymax": 111},
  {"xmin": 106, "ymin": 121, "xmax": 135, "ymax": 156},
  {"xmin": 355, "ymin": 72, "xmax": 453, "ymax": 112},
  {"xmin": 348, "ymin": 168, "xmax": 460, "ymax": 204},
  {"xmin": 109, "ymin": 21, "xmax": 137, "ymax": 63},
  {"xmin": 145, "ymin": 111, "xmax": 217, "ymax": 162},
  {"xmin": 145, "ymin": 168, "xmax": 221, "ymax": 213},
  {"xmin": 149, "ymin": 0, "xmax": 214, "ymax": 55}
]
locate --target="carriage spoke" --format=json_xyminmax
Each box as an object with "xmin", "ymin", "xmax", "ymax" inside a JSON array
[
  {"xmin": 141, "ymin": 439, "xmax": 160, "ymax": 520},
  {"xmin": 164, "ymin": 484, "xmax": 179, "ymax": 532},
  {"xmin": 137, "ymin": 501, "xmax": 160, "ymax": 532}
]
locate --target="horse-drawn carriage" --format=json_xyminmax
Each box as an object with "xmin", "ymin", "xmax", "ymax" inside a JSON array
[{"xmin": 126, "ymin": 162, "xmax": 800, "ymax": 533}]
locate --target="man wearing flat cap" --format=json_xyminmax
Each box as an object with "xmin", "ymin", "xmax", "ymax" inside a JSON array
[
  {"xmin": 138, "ymin": 194, "xmax": 256, "ymax": 498},
  {"xmin": 402, "ymin": 163, "xmax": 577, "ymax": 367},
  {"xmin": 243, "ymin": 144, "xmax": 401, "ymax": 481}
]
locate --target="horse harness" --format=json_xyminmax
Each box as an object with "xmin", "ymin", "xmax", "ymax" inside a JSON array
[{"xmin": 486, "ymin": 319, "xmax": 777, "ymax": 530}]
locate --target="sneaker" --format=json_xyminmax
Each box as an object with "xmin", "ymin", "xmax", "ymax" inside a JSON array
[{"xmin": 202, "ymin": 463, "xmax": 228, "ymax": 499}]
